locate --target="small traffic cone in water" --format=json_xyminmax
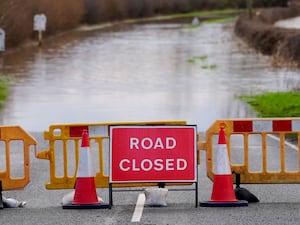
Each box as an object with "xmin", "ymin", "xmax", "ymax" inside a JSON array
[
  {"xmin": 63, "ymin": 130, "xmax": 109, "ymax": 209},
  {"xmin": 200, "ymin": 127, "xmax": 248, "ymax": 207}
]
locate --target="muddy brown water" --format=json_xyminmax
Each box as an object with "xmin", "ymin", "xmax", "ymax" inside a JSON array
[{"xmin": 0, "ymin": 22, "xmax": 300, "ymax": 132}]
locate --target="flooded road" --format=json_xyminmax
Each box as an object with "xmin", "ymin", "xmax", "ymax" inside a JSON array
[{"xmin": 1, "ymin": 21, "xmax": 300, "ymax": 132}]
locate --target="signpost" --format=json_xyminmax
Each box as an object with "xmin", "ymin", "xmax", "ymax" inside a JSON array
[
  {"xmin": 0, "ymin": 29, "xmax": 5, "ymax": 69},
  {"xmin": 0, "ymin": 29, "xmax": 5, "ymax": 52},
  {"xmin": 109, "ymin": 125, "xmax": 198, "ymax": 207},
  {"xmin": 33, "ymin": 14, "xmax": 47, "ymax": 46}
]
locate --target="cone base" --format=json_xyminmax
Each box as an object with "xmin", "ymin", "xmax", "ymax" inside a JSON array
[
  {"xmin": 72, "ymin": 177, "xmax": 99, "ymax": 205},
  {"xmin": 210, "ymin": 174, "xmax": 237, "ymax": 202},
  {"xmin": 62, "ymin": 203, "xmax": 110, "ymax": 209},
  {"xmin": 199, "ymin": 200, "xmax": 248, "ymax": 207}
]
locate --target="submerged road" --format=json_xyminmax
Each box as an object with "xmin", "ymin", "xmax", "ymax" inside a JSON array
[{"xmin": 274, "ymin": 16, "xmax": 300, "ymax": 29}]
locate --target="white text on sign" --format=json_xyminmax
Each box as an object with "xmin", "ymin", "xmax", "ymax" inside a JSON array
[
  {"xmin": 130, "ymin": 137, "xmax": 176, "ymax": 150},
  {"xmin": 119, "ymin": 158, "xmax": 187, "ymax": 171}
]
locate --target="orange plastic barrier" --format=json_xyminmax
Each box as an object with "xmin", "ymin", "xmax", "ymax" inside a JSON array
[
  {"xmin": 36, "ymin": 121, "xmax": 187, "ymax": 189},
  {"xmin": 201, "ymin": 118, "xmax": 300, "ymax": 184},
  {"xmin": 0, "ymin": 126, "xmax": 37, "ymax": 190}
]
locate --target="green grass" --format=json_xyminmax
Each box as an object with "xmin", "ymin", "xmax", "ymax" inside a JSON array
[
  {"xmin": 201, "ymin": 64, "xmax": 217, "ymax": 70},
  {"xmin": 182, "ymin": 15, "xmax": 237, "ymax": 29},
  {"xmin": 197, "ymin": 55, "xmax": 208, "ymax": 61},
  {"xmin": 187, "ymin": 55, "xmax": 217, "ymax": 70},
  {"xmin": 205, "ymin": 16, "xmax": 237, "ymax": 24},
  {"xmin": 183, "ymin": 24, "xmax": 200, "ymax": 29},
  {"xmin": 0, "ymin": 76, "xmax": 15, "ymax": 109},
  {"xmin": 188, "ymin": 55, "xmax": 207, "ymax": 63},
  {"xmin": 0, "ymin": 79, "xmax": 8, "ymax": 98},
  {"xmin": 239, "ymin": 92, "xmax": 300, "ymax": 117},
  {"xmin": 125, "ymin": 9, "xmax": 243, "ymax": 24},
  {"xmin": 159, "ymin": 9, "xmax": 243, "ymax": 20}
]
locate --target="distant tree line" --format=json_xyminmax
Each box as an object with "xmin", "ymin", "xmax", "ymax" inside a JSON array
[
  {"xmin": 83, "ymin": 0, "xmax": 289, "ymax": 23},
  {"xmin": 0, "ymin": 0, "xmax": 289, "ymax": 48}
]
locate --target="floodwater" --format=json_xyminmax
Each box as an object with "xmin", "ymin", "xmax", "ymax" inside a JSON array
[
  {"xmin": 0, "ymin": 21, "xmax": 300, "ymax": 132},
  {"xmin": 274, "ymin": 16, "xmax": 300, "ymax": 28}
]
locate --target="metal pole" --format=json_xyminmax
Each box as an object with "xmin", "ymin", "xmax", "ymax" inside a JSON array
[
  {"xmin": 38, "ymin": 30, "xmax": 43, "ymax": 47},
  {"xmin": 246, "ymin": 0, "xmax": 253, "ymax": 19},
  {"xmin": 235, "ymin": 173, "xmax": 241, "ymax": 188}
]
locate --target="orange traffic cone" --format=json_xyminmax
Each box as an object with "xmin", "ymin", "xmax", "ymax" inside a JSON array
[
  {"xmin": 63, "ymin": 130, "xmax": 109, "ymax": 209},
  {"xmin": 200, "ymin": 127, "xmax": 248, "ymax": 207}
]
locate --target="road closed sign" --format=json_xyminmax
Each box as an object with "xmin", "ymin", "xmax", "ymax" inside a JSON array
[{"xmin": 109, "ymin": 125, "xmax": 197, "ymax": 183}]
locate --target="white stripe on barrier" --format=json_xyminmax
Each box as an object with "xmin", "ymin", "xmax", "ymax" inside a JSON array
[
  {"xmin": 88, "ymin": 125, "xmax": 109, "ymax": 137},
  {"xmin": 253, "ymin": 120, "xmax": 272, "ymax": 132},
  {"xmin": 292, "ymin": 120, "xmax": 300, "ymax": 132}
]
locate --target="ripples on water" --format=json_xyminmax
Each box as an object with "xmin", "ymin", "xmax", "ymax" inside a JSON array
[{"xmin": 1, "ymin": 22, "xmax": 300, "ymax": 132}]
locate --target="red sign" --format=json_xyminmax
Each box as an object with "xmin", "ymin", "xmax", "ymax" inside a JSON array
[{"xmin": 109, "ymin": 125, "xmax": 197, "ymax": 183}]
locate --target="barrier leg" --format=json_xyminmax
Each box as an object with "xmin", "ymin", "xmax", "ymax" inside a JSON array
[
  {"xmin": 0, "ymin": 180, "xmax": 3, "ymax": 209},
  {"xmin": 234, "ymin": 173, "xmax": 259, "ymax": 203}
]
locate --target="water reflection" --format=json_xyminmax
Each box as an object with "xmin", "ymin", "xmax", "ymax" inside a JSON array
[{"xmin": 0, "ymin": 22, "xmax": 300, "ymax": 132}]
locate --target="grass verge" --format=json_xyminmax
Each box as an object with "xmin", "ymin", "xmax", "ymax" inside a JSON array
[
  {"xmin": 0, "ymin": 77, "xmax": 15, "ymax": 109},
  {"xmin": 124, "ymin": 9, "xmax": 243, "ymax": 24},
  {"xmin": 239, "ymin": 92, "xmax": 300, "ymax": 117}
]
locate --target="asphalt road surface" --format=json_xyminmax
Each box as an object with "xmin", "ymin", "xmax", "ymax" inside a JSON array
[{"xmin": 1, "ymin": 132, "xmax": 300, "ymax": 225}]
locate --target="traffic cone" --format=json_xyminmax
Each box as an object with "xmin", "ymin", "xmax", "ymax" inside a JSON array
[
  {"xmin": 63, "ymin": 130, "xmax": 109, "ymax": 209},
  {"xmin": 200, "ymin": 127, "xmax": 248, "ymax": 207}
]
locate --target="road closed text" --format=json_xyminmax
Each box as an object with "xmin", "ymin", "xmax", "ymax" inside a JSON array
[
  {"xmin": 130, "ymin": 137, "xmax": 176, "ymax": 150},
  {"xmin": 119, "ymin": 158, "xmax": 187, "ymax": 172},
  {"xmin": 110, "ymin": 126, "xmax": 197, "ymax": 182}
]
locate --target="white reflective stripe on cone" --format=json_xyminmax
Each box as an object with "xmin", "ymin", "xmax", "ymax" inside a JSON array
[
  {"xmin": 214, "ymin": 144, "xmax": 231, "ymax": 175},
  {"xmin": 77, "ymin": 146, "xmax": 94, "ymax": 177}
]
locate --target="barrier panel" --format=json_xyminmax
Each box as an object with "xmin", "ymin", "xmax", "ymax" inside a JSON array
[
  {"xmin": 36, "ymin": 120, "xmax": 188, "ymax": 189},
  {"xmin": 0, "ymin": 126, "xmax": 37, "ymax": 190},
  {"xmin": 202, "ymin": 118, "xmax": 300, "ymax": 184},
  {"xmin": 38, "ymin": 117, "xmax": 300, "ymax": 192}
]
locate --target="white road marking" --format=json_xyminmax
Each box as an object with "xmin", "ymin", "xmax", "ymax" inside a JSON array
[
  {"xmin": 268, "ymin": 134, "xmax": 299, "ymax": 151},
  {"xmin": 131, "ymin": 193, "xmax": 146, "ymax": 222}
]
